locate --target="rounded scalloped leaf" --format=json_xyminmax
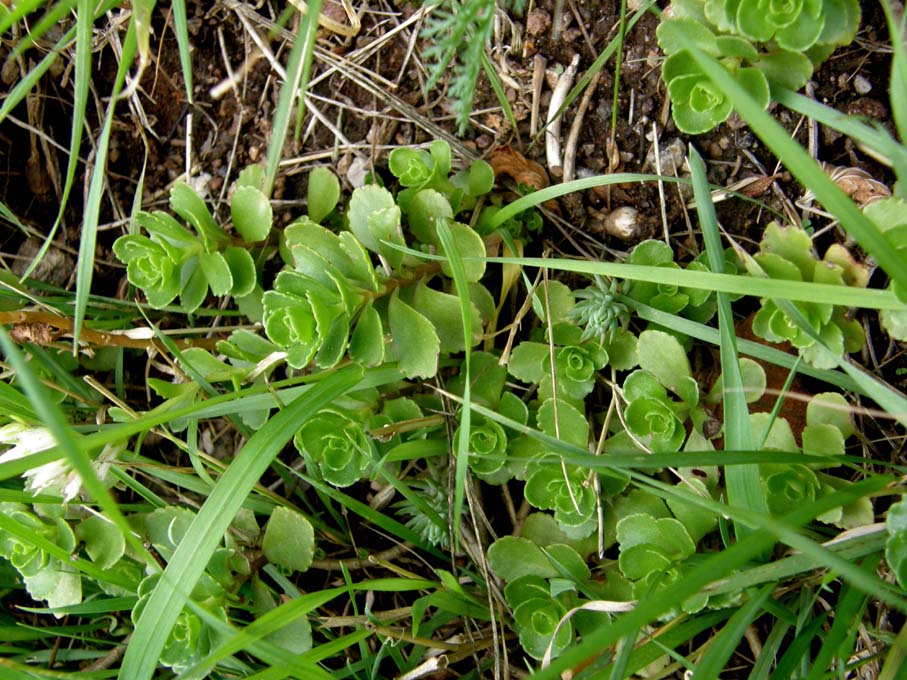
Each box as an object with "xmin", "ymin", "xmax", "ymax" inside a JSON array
[
  {"xmin": 530, "ymin": 279, "xmax": 575, "ymax": 325},
  {"xmin": 637, "ymin": 329, "xmax": 693, "ymax": 396},
  {"xmin": 307, "ymin": 167, "xmax": 341, "ymax": 224},
  {"xmin": 407, "ymin": 189, "xmax": 453, "ymax": 245},
  {"xmin": 180, "ymin": 260, "xmax": 209, "ymax": 314},
  {"xmin": 823, "ymin": 244, "xmax": 869, "ymax": 288},
  {"xmin": 801, "ymin": 423, "xmax": 845, "ymax": 457},
  {"xmin": 817, "ymin": 0, "xmax": 860, "ymax": 46},
  {"xmin": 487, "ymin": 536, "xmax": 558, "ymax": 582},
  {"xmin": 887, "ymin": 497, "xmax": 907, "ymax": 570},
  {"xmin": 441, "ymin": 221, "xmax": 487, "ymax": 283},
  {"xmin": 468, "ymin": 160, "xmax": 495, "ymax": 196},
  {"xmin": 231, "ymin": 186, "xmax": 272, "ymax": 243},
  {"xmin": 881, "ymin": 306, "xmax": 907, "ymax": 341},
  {"xmin": 223, "ymin": 247, "xmax": 257, "ymax": 298},
  {"xmin": 750, "ymin": 412, "xmax": 798, "ymax": 451},
  {"xmin": 775, "ymin": 10, "xmax": 825, "ymax": 51},
  {"xmin": 760, "ymin": 222, "xmax": 817, "ymax": 279},
  {"xmin": 198, "ymin": 251, "xmax": 233, "ymax": 297},
  {"xmin": 349, "ymin": 304, "xmax": 385, "ymax": 367},
  {"xmin": 262, "ymin": 506, "xmax": 315, "ymax": 573},
  {"xmin": 616, "ymin": 514, "xmax": 696, "ymax": 560},
  {"xmin": 656, "ymin": 17, "xmax": 719, "ymax": 56},
  {"xmin": 388, "ymin": 293, "xmax": 440, "ymax": 379},
  {"xmin": 806, "ymin": 392, "xmax": 854, "ymax": 437},
  {"xmin": 170, "ymin": 181, "xmax": 226, "ymax": 248},
  {"xmin": 537, "ymin": 398, "xmax": 588, "ymax": 448},
  {"xmin": 667, "ymin": 73, "xmax": 733, "ymax": 135},
  {"xmin": 542, "ymin": 543, "xmax": 591, "ymax": 583},
  {"xmin": 753, "ymin": 50, "xmax": 814, "ymax": 90},
  {"xmin": 347, "ymin": 184, "xmax": 398, "ymax": 253},
  {"xmin": 618, "ymin": 544, "xmax": 673, "ymax": 581}
]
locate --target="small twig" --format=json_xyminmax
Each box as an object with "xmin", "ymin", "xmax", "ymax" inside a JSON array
[
  {"xmin": 652, "ymin": 122, "xmax": 670, "ymax": 244},
  {"xmin": 530, "ymin": 55, "xmax": 547, "ymax": 138},
  {"xmin": 562, "ymin": 71, "xmax": 600, "ymax": 183},
  {"xmin": 546, "ymin": 54, "xmax": 580, "ymax": 177},
  {"xmin": 308, "ymin": 542, "xmax": 410, "ymax": 571},
  {"xmin": 0, "ymin": 311, "xmax": 220, "ymax": 350},
  {"xmin": 82, "ymin": 634, "xmax": 132, "ymax": 672}
]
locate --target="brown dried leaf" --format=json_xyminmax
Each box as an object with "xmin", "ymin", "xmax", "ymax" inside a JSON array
[
  {"xmin": 736, "ymin": 174, "xmax": 779, "ymax": 198},
  {"xmin": 10, "ymin": 322, "xmax": 58, "ymax": 345},
  {"xmin": 490, "ymin": 146, "xmax": 549, "ymax": 190}
]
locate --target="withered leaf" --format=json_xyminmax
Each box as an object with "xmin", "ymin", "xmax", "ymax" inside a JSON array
[{"xmin": 490, "ymin": 146, "xmax": 549, "ymax": 191}]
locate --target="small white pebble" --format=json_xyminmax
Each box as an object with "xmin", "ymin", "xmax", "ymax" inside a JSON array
[
  {"xmin": 853, "ymin": 75, "xmax": 872, "ymax": 95},
  {"xmin": 604, "ymin": 206, "xmax": 640, "ymax": 240}
]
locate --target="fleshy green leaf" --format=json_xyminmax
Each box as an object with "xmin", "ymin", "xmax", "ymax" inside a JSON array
[
  {"xmin": 349, "ymin": 304, "xmax": 385, "ymax": 367},
  {"xmin": 262, "ymin": 506, "xmax": 315, "ymax": 573},
  {"xmin": 199, "ymin": 251, "xmax": 233, "ymax": 297},
  {"xmin": 440, "ymin": 222, "xmax": 486, "ymax": 283},
  {"xmin": 347, "ymin": 184, "xmax": 398, "ymax": 254},
  {"xmin": 223, "ymin": 247, "xmax": 257, "ymax": 298},
  {"xmin": 886, "ymin": 497, "xmax": 907, "ymax": 590},
  {"xmin": 388, "ymin": 293, "xmax": 440, "ymax": 379},
  {"xmin": 170, "ymin": 181, "xmax": 226, "ymax": 249},
  {"xmin": 76, "ymin": 514, "xmax": 126, "ymax": 570},
  {"xmin": 487, "ymin": 536, "xmax": 558, "ymax": 581},
  {"xmin": 307, "ymin": 167, "xmax": 340, "ymax": 224},
  {"xmin": 231, "ymin": 185, "xmax": 272, "ymax": 243}
]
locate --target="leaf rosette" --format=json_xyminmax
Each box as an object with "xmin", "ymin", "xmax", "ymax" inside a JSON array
[
  {"xmin": 623, "ymin": 370, "xmax": 689, "ymax": 453},
  {"xmin": 761, "ymin": 463, "xmax": 821, "ymax": 515},
  {"xmin": 458, "ymin": 416, "xmax": 508, "ymax": 476},
  {"xmin": 747, "ymin": 222, "xmax": 868, "ymax": 368},
  {"xmin": 294, "ymin": 409, "xmax": 373, "ymax": 487},
  {"xmin": 662, "ymin": 50, "xmax": 769, "ymax": 134},
  {"xmin": 525, "ymin": 457, "xmax": 596, "ymax": 530},
  {"xmin": 731, "ymin": 0, "xmax": 825, "ymax": 50},
  {"xmin": 505, "ymin": 574, "xmax": 573, "ymax": 660},
  {"xmin": 113, "ymin": 234, "xmax": 182, "ymax": 308},
  {"xmin": 261, "ymin": 290, "xmax": 320, "ymax": 369}
]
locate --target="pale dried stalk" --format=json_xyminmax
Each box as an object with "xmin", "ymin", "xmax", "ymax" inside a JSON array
[{"xmin": 546, "ymin": 54, "xmax": 580, "ymax": 176}]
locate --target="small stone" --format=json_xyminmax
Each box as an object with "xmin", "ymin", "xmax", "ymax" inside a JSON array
[{"xmin": 853, "ymin": 74, "xmax": 872, "ymax": 95}]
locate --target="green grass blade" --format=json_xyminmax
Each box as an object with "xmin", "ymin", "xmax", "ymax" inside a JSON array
[
  {"xmin": 769, "ymin": 611, "xmax": 829, "ymax": 679},
  {"xmin": 13, "ymin": 0, "xmax": 120, "ymax": 284},
  {"xmin": 881, "ymin": 0, "xmax": 907, "ymax": 147},
  {"xmin": 170, "ymin": 0, "xmax": 194, "ymax": 103},
  {"xmin": 803, "ymin": 555, "xmax": 878, "ymax": 680},
  {"xmin": 482, "ymin": 254, "xmax": 905, "ymax": 309},
  {"xmin": 4, "ymin": 0, "xmax": 74, "ymax": 57},
  {"xmin": 435, "ymin": 218, "xmax": 473, "ymax": 544},
  {"xmin": 693, "ymin": 585, "xmax": 773, "ymax": 679},
  {"xmin": 73, "ymin": 12, "xmax": 139, "ymax": 350},
  {"xmin": 399, "ymin": 237, "xmax": 906, "ymax": 309},
  {"xmin": 879, "ymin": 619, "xmax": 907, "ymax": 680},
  {"xmin": 620, "ymin": 298, "xmax": 862, "ymax": 393},
  {"xmin": 748, "ymin": 618, "xmax": 792, "ymax": 680},
  {"xmin": 119, "ymin": 364, "xmax": 363, "ymax": 680},
  {"xmin": 770, "ymin": 87, "xmax": 907, "ymax": 186},
  {"xmin": 264, "ymin": 0, "xmax": 322, "ymax": 197},
  {"xmin": 676, "ymin": 37, "xmax": 907, "ymax": 293},
  {"xmin": 481, "ymin": 51, "xmax": 519, "ymax": 140},
  {"xmin": 690, "ymin": 144, "xmax": 767, "ymax": 543}
]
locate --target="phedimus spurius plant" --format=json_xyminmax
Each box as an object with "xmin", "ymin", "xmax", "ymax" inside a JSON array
[
  {"xmin": 656, "ymin": 0, "xmax": 860, "ymax": 133},
  {"xmin": 7, "ymin": 135, "xmax": 897, "ymax": 674}
]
